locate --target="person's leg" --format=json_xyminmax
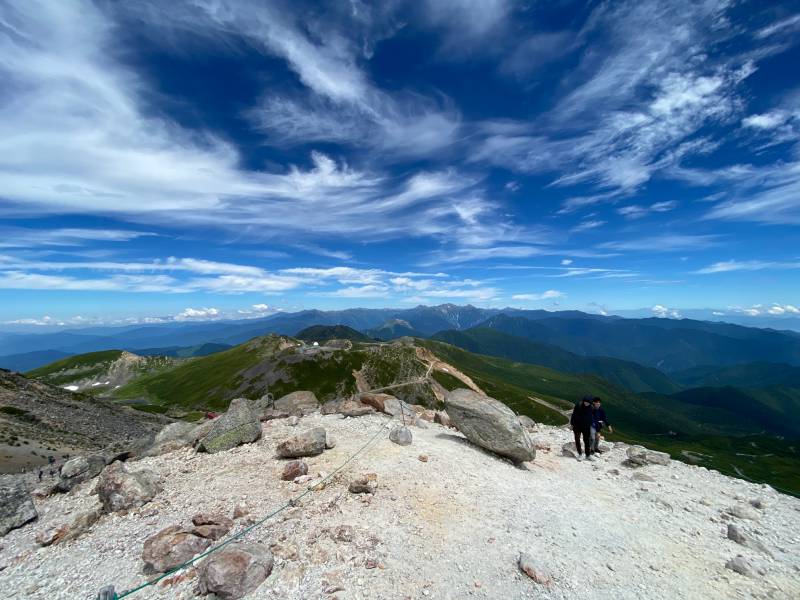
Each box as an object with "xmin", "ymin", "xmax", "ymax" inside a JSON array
[
  {"xmin": 573, "ymin": 428, "xmax": 583, "ymax": 456},
  {"xmin": 582, "ymin": 428, "xmax": 592, "ymax": 456},
  {"xmin": 590, "ymin": 427, "xmax": 597, "ymax": 453}
]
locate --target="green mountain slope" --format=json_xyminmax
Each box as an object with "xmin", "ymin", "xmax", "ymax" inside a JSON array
[
  {"xmin": 431, "ymin": 328, "xmax": 679, "ymax": 394},
  {"xmin": 477, "ymin": 314, "xmax": 800, "ymax": 371},
  {"xmin": 672, "ymin": 362, "xmax": 800, "ymax": 389},
  {"xmin": 113, "ymin": 335, "xmax": 437, "ymax": 410},
  {"xmin": 365, "ymin": 319, "xmax": 424, "ymax": 341},
  {"xmin": 27, "ymin": 350, "xmax": 179, "ymax": 394},
  {"xmin": 295, "ymin": 325, "xmax": 372, "ymax": 342}
]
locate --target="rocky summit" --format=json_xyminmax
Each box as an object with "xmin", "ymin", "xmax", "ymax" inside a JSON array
[{"xmin": 1, "ymin": 405, "xmax": 799, "ymax": 599}]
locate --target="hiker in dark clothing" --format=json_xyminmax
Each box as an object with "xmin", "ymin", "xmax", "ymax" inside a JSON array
[
  {"xmin": 591, "ymin": 397, "xmax": 613, "ymax": 453},
  {"xmin": 570, "ymin": 395, "xmax": 594, "ymax": 461}
]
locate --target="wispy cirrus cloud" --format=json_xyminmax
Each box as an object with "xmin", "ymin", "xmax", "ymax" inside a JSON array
[
  {"xmin": 598, "ymin": 234, "xmax": 721, "ymax": 252},
  {"xmin": 512, "ymin": 290, "xmax": 565, "ymax": 301},
  {"xmin": 616, "ymin": 201, "xmax": 678, "ymax": 220},
  {"xmin": 693, "ymin": 259, "xmax": 800, "ymax": 274},
  {"xmin": 0, "ymin": 228, "xmax": 155, "ymax": 249},
  {"xmin": 0, "ymin": 1, "xmax": 510, "ymax": 255}
]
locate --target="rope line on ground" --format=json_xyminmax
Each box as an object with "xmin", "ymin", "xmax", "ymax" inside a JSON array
[{"xmin": 109, "ymin": 418, "xmax": 391, "ymax": 599}]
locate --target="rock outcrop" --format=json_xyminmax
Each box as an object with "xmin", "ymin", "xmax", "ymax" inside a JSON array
[
  {"xmin": 444, "ymin": 389, "xmax": 535, "ymax": 462},
  {"xmin": 0, "ymin": 476, "xmax": 37, "ymax": 536},
  {"xmin": 197, "ymin": 398, "xmax": 262, "ymax": 453}
]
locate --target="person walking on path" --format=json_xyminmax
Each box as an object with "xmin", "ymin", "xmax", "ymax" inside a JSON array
[
  {"xmin": 591, "ymin": 397, "xmax": 613, "ymax": 453},
  {"xmin": 570, "ymin": 395, "xmax": 594, "ymax": 461}
]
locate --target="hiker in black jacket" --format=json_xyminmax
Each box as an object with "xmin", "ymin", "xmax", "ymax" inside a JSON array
[
  {"xmin": 570, "ymin": 395, "xmax": 594, "ymax": 461},
  {"xmin": 591, "ymin": 397, "xmax": 613, "ymax": 453}
]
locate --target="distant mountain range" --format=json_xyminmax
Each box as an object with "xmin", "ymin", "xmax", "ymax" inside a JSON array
[{"xmin": 2, "ymin": 304, "xmax": 800, "ymax": 377}]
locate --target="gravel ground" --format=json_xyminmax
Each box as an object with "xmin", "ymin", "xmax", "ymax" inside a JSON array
[{"xmin": 1, "ymin": 413, "xmax": 799, "ymax": 599}]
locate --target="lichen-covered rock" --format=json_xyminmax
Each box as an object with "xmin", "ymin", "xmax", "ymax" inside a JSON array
[
  {"xmin": 197, "ymin": 542, "xmax": 274, "ymax": 599},
  {"xmin": 445, "ymin": 389, "xmax": 536, "ymax": 463},
  {"xmin": 97, "ymin": 462, "xmax": 162, "ymax": 513},
  {"xmin": 276, "ymin": 427, "xmax": 327, "ymax": 458},
  {"xmin": 197, "ymin": 398, "xmax": 262, "ymax": 454},
  {"xmin": 56, "ymin": 454, "xmax": 105, "ymax": 492},
  {"xmin": 142, "ymin": 525, "xmax": 212, "ymax": 573},
  {"xmin": 273, "ymin": 391, "xmax": 319, "ymax": 416},
  {"xmin": 0, "ymin": 476, "xmax": 37, "ymax": 536}
]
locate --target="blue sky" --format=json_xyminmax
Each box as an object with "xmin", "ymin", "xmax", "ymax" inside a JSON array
[{"xmin": 1, "ymin": 0, "xmax": 799, "ymax": 327}]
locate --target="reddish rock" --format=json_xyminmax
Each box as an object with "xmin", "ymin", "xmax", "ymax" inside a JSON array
[
  {"xmin": 281, "ymin": 460, "xmax": 308, "ymax": 481},
  {"xmin": 142, "ymin": 525, "xmax": 211, "ymax": 573},
  {"xmin": 191, "ymin": 513, "xmax": 233, "ymax": 540}
]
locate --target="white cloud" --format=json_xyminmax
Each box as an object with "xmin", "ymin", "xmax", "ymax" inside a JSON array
[
  {"xmin": 651, "ymin": 305, "xmax": 681, "ymax": 318},
  {"xmin": 0, "ymin": 228, "xmax": 154, "ymax": 249},
  {"xmin": 599, "ymin": 235, "xmax": 720, "ymax": 252},
  {"xmin": 512, "ymin": 290, "xmax": 565, "ymax": 301},
  {"xmin": 742, "ymin": 111, "xmax": 790, "ymax": 129},
  {"xmin": 0, "ymin": 1, "xmax": 511, "ymax": 252},
  {"xmin": 560, "ymin": 259, "xmax": 573, "ymax": 266},
  {"xmin": 616, "ymin": 201, "xmax": 678, "ymax": 219},
  {"xmin": 571, "ymin": 220, "xmax": 605, "ymax": 232},
  {"xmin": 694, "ymin": 260, "xmax": 800, "ymax": 274},
  {"xmin": 728, "ymin": 304, "xmax": 800, "ymax": 317},
  {"xmin": 471, "ymin": 1, "xmax": 752, "ymax": 198},
  {"xmin": 174, "ymin": 307, "xmax": 220, "ymax": 321}
]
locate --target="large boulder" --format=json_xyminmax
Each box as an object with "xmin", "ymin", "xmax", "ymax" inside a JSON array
[
  {"xmin": 143, "ymin": 422, "xmax": 196, "ymax": 457},
  {"xmin": 276, "ymin": 427, "xmax": 327, "ymax": 458},
  {"xmin": 518, "ymin": 415, "xmax": 536, "ymax": 429},
  {"xmin": 624, "ymin": 446, "xmax": 671, "ymax": 467},
  {"xmin": 273, "ymin": 391, "xmax": 319, "ymax": 416},
  {"xmin": 36, "ymin": 505, "xmax": 101, "ymax": 546},
  {"xmin": 444, "ymin": 389, "xmax": 535, "ymax": 463},
  {"xmin": 142, "ymin": 525, "xmax": 212, "ymax": 573},
  {"xmin": 97, "ymin": 462, "xmax": 162, "ymax": 513},
  {"xmin": 56, "ymin": 454, "xmax": 105, "ymax": 492},
  {"xmin": 0, "ymin": 476, "xmax": 37, "ymax": 536},
  {"xmin": 197, "ymin": 398, "xmax": 262, "ymax": 454},
  {"xmin": 197, "ymin": 542, "xmax": 274, "ymax": 599}
]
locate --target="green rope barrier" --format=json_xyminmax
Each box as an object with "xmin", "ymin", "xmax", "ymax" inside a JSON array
[{"xmin": 107, "ymin": 420, "xmax": 391, "ymax": 599}]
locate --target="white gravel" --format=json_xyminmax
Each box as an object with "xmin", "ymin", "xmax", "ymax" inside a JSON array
[{"xmin": 1, "ymin": 413, "xmax": 799, "ymax": 599}]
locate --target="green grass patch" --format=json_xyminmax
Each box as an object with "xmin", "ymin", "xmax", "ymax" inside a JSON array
[{"xmin": 431, "ymin": 369, "xmax": 465, "ymax": 391}]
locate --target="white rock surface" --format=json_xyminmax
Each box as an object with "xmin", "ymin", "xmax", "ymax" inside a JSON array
[{"xmin": 1, "ymin": 414, "xmax": 799, "ymax": 599}]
